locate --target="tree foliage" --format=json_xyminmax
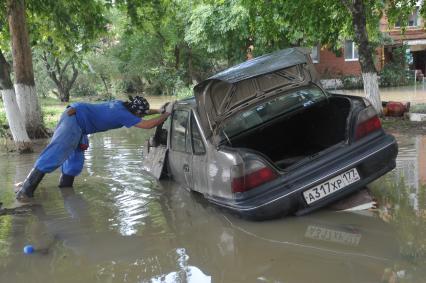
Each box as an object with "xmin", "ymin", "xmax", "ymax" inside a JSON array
[
  {"xmin": 242, "ymin": 0, "xmax": 411, "ymax": 50},
  {"xmin": 1, "ymin": 0, "xmax": 423, "ymax": 101},
  {"xmin": 84, "ymin": 0, "xmax": 217, "ymax": 96},
  {"xmin": 185, "ymin": 1, "xmax": 250, "ymax": 62},
  {"xmin": 27, "ymin": 0, "xmax": 107, "ymax": 54},
  {"xmin": 236, "ymin": 0, "xmax": 419, "ymax": 113},
  {"xmin": 0, "ymin": 0, "xmax": 107, "ymax": 55},
  {"xmin": 0, "ymin": 0, "xmax": 108, "ymax": 102}
]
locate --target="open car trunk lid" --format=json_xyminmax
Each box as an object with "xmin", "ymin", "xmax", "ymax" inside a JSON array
[{"xmin": 194, "ymin": 48, "xmax": 320, "ymax": 143}]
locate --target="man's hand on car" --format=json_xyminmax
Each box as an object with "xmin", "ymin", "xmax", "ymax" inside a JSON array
[
  {"xmin": 159, "ymin": 102, "xmax": 169, "ymax": 114},
  {"xmin": 164, "ymin": 101, "xmax": 175, "ymax": 114}
]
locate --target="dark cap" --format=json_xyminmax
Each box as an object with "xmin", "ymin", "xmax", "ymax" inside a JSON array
[{"xmin": 127, "ymin": 95, "xmax": 150, "ymax": 115}]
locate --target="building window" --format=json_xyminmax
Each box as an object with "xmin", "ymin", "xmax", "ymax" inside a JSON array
[
  {"xmin": 310, "ymin": 45, "xmax": 320, "ymax": 63},
  {"xmin": 344, "ymin": 40, "xmax": 359, "ymax": 61},
  {"xmin": 409, "ymin": 6, "xmax": 421, "ymax": 26},
  {"xmin": 395, "ymin": 6, "xmax": 421, "ymax": 28}
]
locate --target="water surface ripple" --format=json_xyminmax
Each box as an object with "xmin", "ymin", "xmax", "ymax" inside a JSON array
[{"xmin": 0, "ymin": 128, "xmax": 425, "ymax": 282}]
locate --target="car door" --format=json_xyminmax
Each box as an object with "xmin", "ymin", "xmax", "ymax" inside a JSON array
[
  {"xmin": 190, "ymin": 113, "xmax": 208, "ymax": 194},
  {"xmin": 143, "ymin": 120, "xmax": 170, "ymax": 179},
  {"xmin": 168, "ymin": 109, "xmax": 193, "ymax": 189}
]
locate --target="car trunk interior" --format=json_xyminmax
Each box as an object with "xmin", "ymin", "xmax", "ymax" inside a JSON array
[{"xmin": 227, "ymin": 97, "xmax": 352, "ymax": 169}]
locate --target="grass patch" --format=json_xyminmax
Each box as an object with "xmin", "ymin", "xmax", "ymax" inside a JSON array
[
  {"xmin": 0, "ymin": 102, "xmax": 8, "ymax": 140},
  {"xmin": 0, "ymin": 96, "xmax": 66, "ymax": 131},
  {"xmin": 41, "ymin": 103, "xmax": 65, "ymax": 129},
  {"xmin": 410, "ymin": 103, "xmax": 426, "ymax": 114}
]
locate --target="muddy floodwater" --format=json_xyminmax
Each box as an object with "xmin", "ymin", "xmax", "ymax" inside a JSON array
[
  {"xmin": 1, "ymin": 128, "xmax": 426, "ymax": 283},
  {"xmin": 341, "ymin": 84, "xmax": 426, "ymax": 104}
]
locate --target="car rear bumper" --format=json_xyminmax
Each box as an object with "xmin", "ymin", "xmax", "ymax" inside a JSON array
[{"xmin": 208, "ymin": 133, "xmax": 398, "ymax": 220}]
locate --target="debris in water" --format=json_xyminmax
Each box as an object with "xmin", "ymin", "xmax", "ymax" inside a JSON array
[
  {"xmin": 0, "ymin": 203, "xmax": 41, "ymax": 216},
  {"xmin": 23, "ymin": 245, "xmax": 34, "ymax": 254},
  {"xmin": 328, "ymin": 188, "xmax": 377, "ymax": 211}
]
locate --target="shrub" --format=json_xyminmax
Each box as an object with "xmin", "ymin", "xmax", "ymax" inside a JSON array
[
  {"xmin": 175, "ymin": 84, "xmax": 195, "ymax": 99},
  {"xmin": 379, "ymin": 66, "xmax": 410, "ymax": 87},
  {"xmin": 0, "ymin": 109, "xmax": 7, "ymax": 139},
  {"xmin": 410, "ymin": 103, "xmax": 426, "ymax": 114},
  {"xmin": 71, "ymin": 76, "xmax": 99, "ymax": 97},
  {"xmin": 379, "ymin": 45, "xmax": 411, "ymax": 87},
  {"xmin": 33, "ymin": 53, "xmax": 56, "ymax": 98},
  {"xmin": 341, "ymin": 75, "xmax": 363, "ymax": 89}
]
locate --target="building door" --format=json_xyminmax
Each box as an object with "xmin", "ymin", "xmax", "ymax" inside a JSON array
[{"xmin": 413, "ymin": 50, "xmax": 426, "ymax": 76}]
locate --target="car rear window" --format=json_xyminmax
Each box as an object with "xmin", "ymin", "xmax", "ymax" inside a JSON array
[
  {"xmin": 210, "ymin": 65, "xmax": 306, "ymax": 115},
  {"xmin": 222, "ymin": 86, "xmax": 327, "ymax": 138}
]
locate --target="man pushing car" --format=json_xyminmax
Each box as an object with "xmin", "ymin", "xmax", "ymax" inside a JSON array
[{"xmin": 16, "ymin": 96, "xmax": 173, "ymax": 201}]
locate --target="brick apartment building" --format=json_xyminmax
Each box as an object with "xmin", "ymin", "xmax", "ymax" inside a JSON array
[{"xmin": 312, "ymin": 2, "xmax": 426, "ymax": 79}]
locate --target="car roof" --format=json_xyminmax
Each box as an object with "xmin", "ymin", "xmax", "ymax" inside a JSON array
[
  {"xmin": 175, "ymin": 96, "xmax": 197, "ymax": 108},
  {"xmin": 197, "ymin": 47, "xmax": 309, "ymax": 86}
]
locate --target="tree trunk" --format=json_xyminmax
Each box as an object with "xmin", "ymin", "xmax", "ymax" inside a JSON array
[
  {"xmin": 246, "ymin": 36, "xmax": 254, "ymax": 60},
  {"xmin": 41, "ymin": 52, "xmax": 78, "ymax": 103},
  {"xmin": 174, "ymin": 45, "xmax": 180, "ymax": 70},
  {"xmin": 100, "ymin": 75, "xmax": 109, "ymax": 93},
  {"xmin": 186, "ymin": 45, "xmax": 199, "ymax": 85},
  {"xmin": 62, "ymin": 91, "xmax": 70, "ymax": 102},
  {"xmin": 342, "ymin": 0, "xmax": 383, "ymax": 114},
  {"xmin": 0, "ymin": 49, "xmax": 32, "ymax": 153},
  {"xmin": 362, "ymin": 72, "xmax": 382, "ymax": 112},
  {"xmin": 58, "ymin": 87, "xmax": 70, "ymax": 102},
  {"xmin": 100, "ymin": 74, "xmax": 110, "ymax": 98},
  {"xmin": 8, "ymin": 0, "xmax": 47, "ymax": 138}
]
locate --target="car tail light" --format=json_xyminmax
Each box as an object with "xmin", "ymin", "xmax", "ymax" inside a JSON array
[
  {"xmin": 354, "ymin": 107, "xmax": 382, "ymax": 140},
  {"xmin": 231, "ymin": 158, "xmax": 278, "ymax": 193}
]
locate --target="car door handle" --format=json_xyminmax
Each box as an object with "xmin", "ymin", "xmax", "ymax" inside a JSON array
[{"xmin": 183, "ymin": 164, "xmax": 190, "ymax": 173}]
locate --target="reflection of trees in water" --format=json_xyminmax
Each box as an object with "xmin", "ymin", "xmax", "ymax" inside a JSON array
[
  {"xmin": 0, "ymin": 216, "xmax": 12, "ymax": 264},
  {"xmin": 0, "ymin": 152, "xmax": 35, "ymax": 269},
  {"xmin": 371, "ymin": 176, "xmax": 426, "ymax": 280},
  {"xmin": 0, "ymin": 128, "xmax": 197, "ymax": 282},
  {"xmin": 0, "ymin": 187, "xmax": 190, "ymax": 282},
  {"xmin": 76, "ymin": 129, "xmax": 164, "ymax": 236},
  {"xmin": 0, "ymin": 128, "xmax": 180, "ymax": 281}
]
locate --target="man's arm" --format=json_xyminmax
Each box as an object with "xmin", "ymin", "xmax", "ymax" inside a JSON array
[
  {"xmin": 146, "ymin": 109, "xmax": 161, "ymax": 115},
  {"xmin": 134, "ymin": 113, "xmax": 170, "ymax": 129}
]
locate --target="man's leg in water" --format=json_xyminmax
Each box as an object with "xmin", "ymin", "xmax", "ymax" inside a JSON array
[
  {"xmin": 16, "ymin": 113, "xmax": 82, "ymax": 199},
  {"xmin": 59, "ymin": 147, "xmax": 85, "ymax": 188}
]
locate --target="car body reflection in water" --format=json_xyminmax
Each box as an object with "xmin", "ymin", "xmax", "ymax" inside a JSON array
[
  {"xmin": 0, "ymin": 129, "xmax": 425, "ymax": 282},
  {"xmin": 162, "ymin": 182, "xmax": 401, "ymax": 283}
]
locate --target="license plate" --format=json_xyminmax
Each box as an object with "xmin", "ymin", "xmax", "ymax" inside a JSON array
[
  {"xmin": 305, "ymin": 225, "xmax": 362, "ymax": 246},
  {"xmin": 303, "ymin": 168, "xmax": 360, "ymax": 205}
]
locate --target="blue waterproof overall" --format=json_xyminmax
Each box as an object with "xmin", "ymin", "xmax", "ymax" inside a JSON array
[{"xmin": 34, "ymin": 100, "xmax": 141, "ymax": 177}]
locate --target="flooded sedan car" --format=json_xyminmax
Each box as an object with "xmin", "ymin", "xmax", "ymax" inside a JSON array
[{"xmin": 144, "ymin": 47, "xmax": 398, "ymax": 220}]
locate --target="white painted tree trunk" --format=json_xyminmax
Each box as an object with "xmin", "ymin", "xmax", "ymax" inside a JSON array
[
  {"xmin": 14, "ymin": 83, "xmax": 44, "ymax": 134},
  {"xmin": 1, "ymin": 88, "xmax": 32, "ymax": 152},
  {"xmin": 362, "ymin": 72, "xmax": 383, "ymax": 114}
]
